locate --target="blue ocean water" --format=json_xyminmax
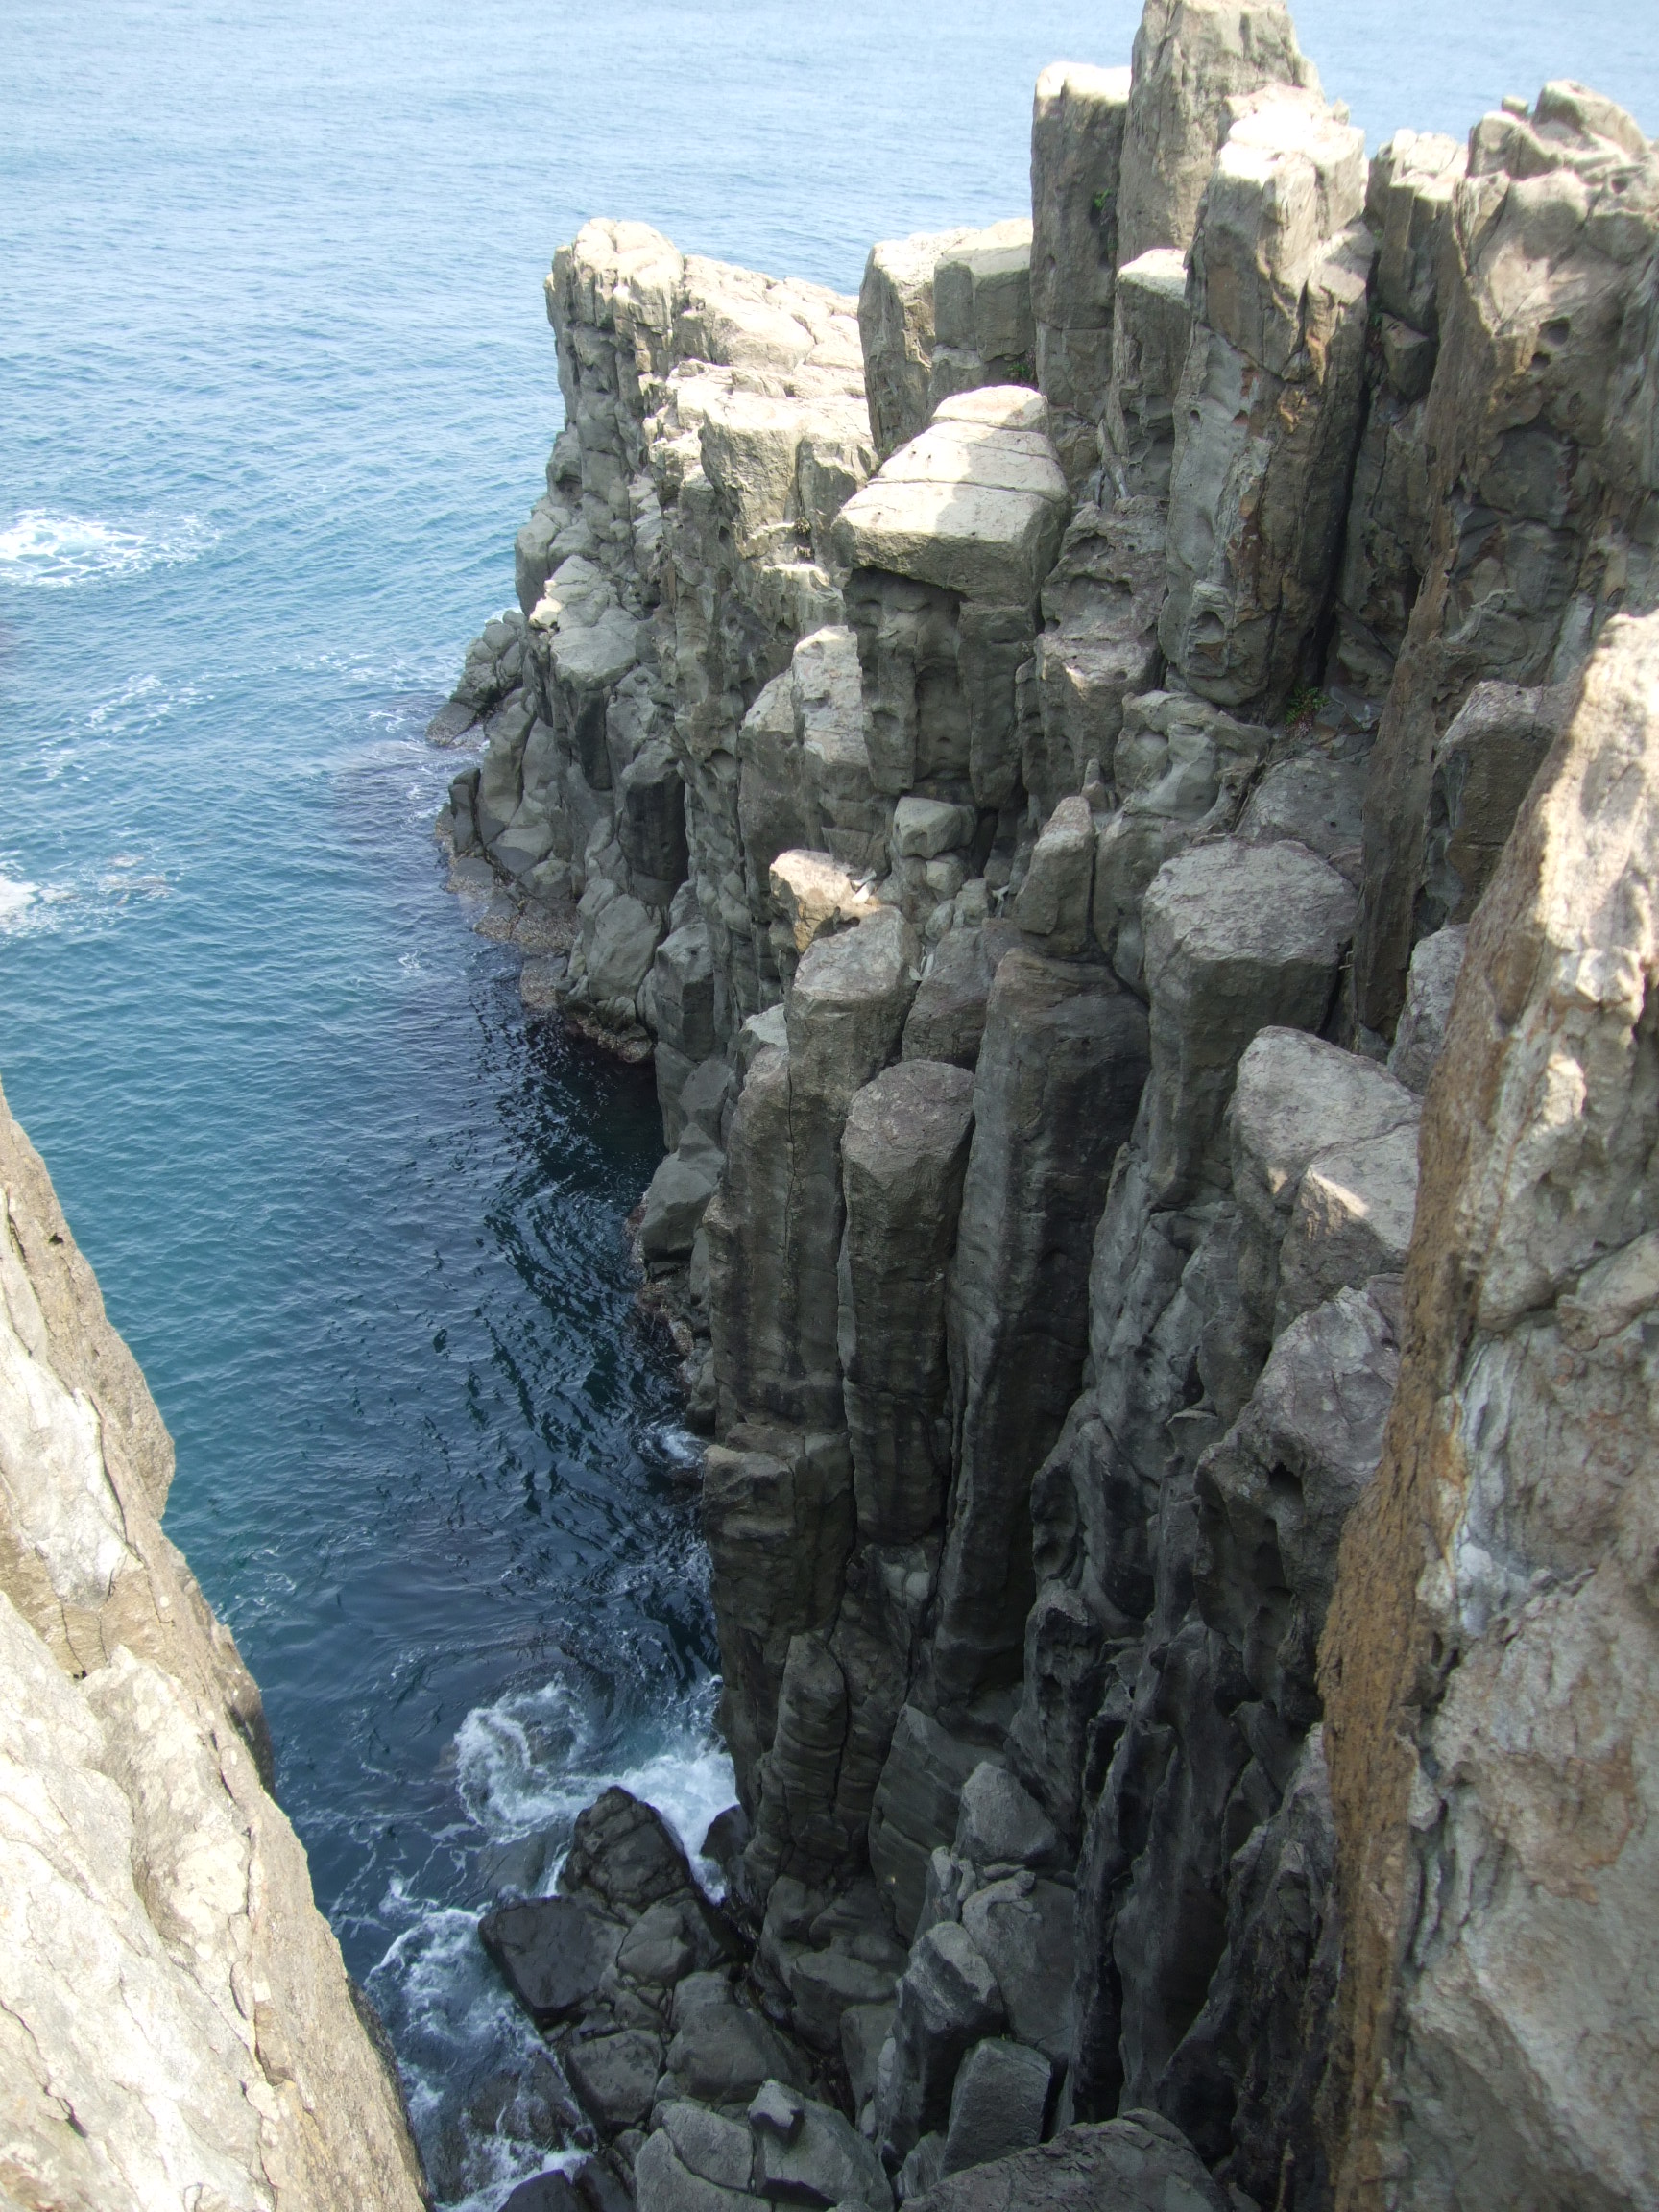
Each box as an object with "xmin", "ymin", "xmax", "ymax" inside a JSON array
[{"xmin": 1, "ymin": 4, "xmax": 1653, "ymax": 2205}]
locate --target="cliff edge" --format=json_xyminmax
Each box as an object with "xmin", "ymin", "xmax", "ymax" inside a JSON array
[{"xmin": 0, "ymin": 1079, "xmax": 427, "ymax": 2211}]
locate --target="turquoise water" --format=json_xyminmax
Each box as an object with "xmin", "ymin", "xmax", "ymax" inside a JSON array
[{"xmin": 2, "ymin": 4, "xmax": 1653, "ymax": 2205}]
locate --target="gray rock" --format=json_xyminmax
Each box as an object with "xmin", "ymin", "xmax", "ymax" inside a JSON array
[
  {"xmin": 901, "ymin": 929, "xmax": 1006, "ymax": 1071},
  {"xmin": 877, "ymin": 1920, "xmax": 1007, "ymax": 2161},
  {"xmin": 1091, "ymin": 692, "xmax": 1269, "ymax": 989},
  {"xmin": 1238, "ymin": 755, "xmax": 1366, "ymax": 883},
  {"xmin": 1141, "ymin": 841, "xmax": 1358, "ymax": 1208},
  {"xmin": 839, "ymin": 1060, "xmax": 975, "ymax": 1546},
  {"xmin": 641, "ymin": 1130, "xmax": 725, "ymax": 1262},
  {"xmin": 952, "ymin": 1766, "xmax": 1063, "ymax": 1876},
  {"xmin": 701, "ymin": 1427, "xmax": 854, "ymax": 1804},
  {"xmin": 479, "ymin": 1893, "xmax": 625, "ymax": 2028},
  {"xmin": 1026, "ymin": 502, "xmax": 1166, "ymax": 823},
  {"xmin": 619, "ymin": 736, "xmax": 690, "ymax": 898},
  {"xmin": 655, "ymin": 923, "xmax": 719, "ymax": 1066},
  {"xmin": 1369, "ymin": 126, "xmax": 1466, "ymax": 330},
  {"xmin": 429, "ymin": 697, "xmax": 479, "ymax": 745},
  {"xmin": 892, "ymin": 798, "xmax": 976, "ymax": 863},
  {"xmin": 635, "ymin": 2128, "xmax": 757, "ymax": 2212},
  {"xmin": 666, "ymin": 2004, "xmax": 805, "ymax": 2111},
  {"xmin": 502, "ymin": 2175, "xmax": 584, "ymax": 2212},
  {"xmin": 905, "ymin": 2114, "xmax": 1229, "ymax": 2212},
  {"xmin": 561, "ymin": 1788, "xmax": 704, "ymax": 1921},
  {"xmin": 748, "ymin": 2080, "xmax": 805, "ymax": 2139},
  {"xmin": 869, "ymin": 1707, "xmax": 995, "ymax": 1940},
  {"xmin": 584, "ymin": 882, "xmax": 662, "ymax": 1009},
  {"xmin": 960, "ymin": 1877, "xmax": 1073, "ymax": 2064},
  {"xmin": 896, "ymin": 2137, "xmax": 947, "ymax": 2205},
  {"xmin": 1274, "ymin": 1120, "xmax": 1419, "ymax": 1333},
  {"xmin": 1103, "ymin": 250, "xmax": 1190, "ymax": 500},
  {"xmin": 833, "ymin": 395, "xmax": 1070, "ymax": 615},
  {"xmin": 618, "ymin": 1902, "xmax": 700, "ymax": 1990},
  {"xmin": 1198, "ymin": 1286, "xmax": 1399, "ymax": 1726},
  {"xmin": 1228, "ymin": 1026, "xmax": 1418, "ymax": 1363},
  {"xmin": 566, "ymin": 2032, "xmax": 665, "ymax": 2134},
  {"xmin": 940, "ymin": 2039, "xmax": 1051, "ymax": 2176},
  {"xmin": 659, "ymin": 2101, "xmax": 756, "ymax": 2191},
  {"xmin": 1421, "ymin": 680, "xmax": 1573, "ymax": 929},
  {"xmin": 842, "ymin": 2001, "xmax": 897, "ymax": 2114},
  {"xmin": 709, "ymin": 908, "xmax": 920, "ymax": 1436},
  {"xmin": 753, "ymin": 2089, "xmax": 892, "ymax": 2210},
  {"xmin": 859, "ymin": 228, "xmax": 976, "ymax": 462},
  {"xmin": 1158, "ymin": 1731, "xmax": 1339, "ymax": 2202},
  {"xmin": 672, "ymin": 1972, "xmax": 737, "ymax": 2033},
  {"xmin": 1385, "ymin": 924, "xmax": 1466, "ymax": 1094},
  {"xmin": 932, "ymin": 954, "xmax": 1149, "ymax": 1709},
  {"xmin": 1011, "ymin": 797, "xmax": 1094, "ymax": 955}
]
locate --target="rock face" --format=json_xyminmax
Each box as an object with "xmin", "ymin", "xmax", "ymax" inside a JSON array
[
  {"xmin": 0, "ymin": 1080, "xmax": 426, "ymax": 2212},
  {"xmin": 437, "ymin": 9, "xmax": 1659, "ymax": 2209},
  {"xmin": 1322, "ymin": 610, "xmax": 1659, "ymax": 2210}
]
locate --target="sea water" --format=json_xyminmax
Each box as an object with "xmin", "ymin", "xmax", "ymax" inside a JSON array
[{"xmin": 2, "ymin": 4, "xmax": 1653, "ymax": 2205}]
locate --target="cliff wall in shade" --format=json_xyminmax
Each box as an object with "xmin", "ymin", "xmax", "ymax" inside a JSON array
[
  {"xmin": 0, "ymin": 1079, "xmax": 427, "ymax": 2212},
  {"xmin": 430, "ymin": 9, "xmax": 1658, "ymax": 2210}
]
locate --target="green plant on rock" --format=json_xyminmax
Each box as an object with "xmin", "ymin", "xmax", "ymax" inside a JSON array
[{"xmin": 1286, "ymin": 684, "xmax": 1328, "ymax": 733}]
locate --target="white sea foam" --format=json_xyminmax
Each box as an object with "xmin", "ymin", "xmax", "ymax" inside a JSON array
[
  {"xmin": 453, "ymin": 1671, "xmax": 736, "ymax": 1895},
  {"xmin": 0, "ymin": 878, "xmax": 39, "ymax": 930},
  {"xmin": 0, "ymin": 511, "xmax": 214, "ymax": 589},
  {"xmin": 368, "ymin": 1892, "xmax": 585, "ymax": 2212}
]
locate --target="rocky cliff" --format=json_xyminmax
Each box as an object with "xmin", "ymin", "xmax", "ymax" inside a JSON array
[
  {"xmin": 0, "ymin": 1079, "xmax": 428, "ymax": 2212},
  {"xmin": 432, "ymin": 8, "xmax": 1658, "ymax": 2210}
]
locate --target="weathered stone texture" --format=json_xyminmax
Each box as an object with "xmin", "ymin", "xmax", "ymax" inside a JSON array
[
  {"xmin": 0, "ymin": 1083, "xmax": 426, "ymax": 2212},
  {"xmin": 1354, "ymin": 90, "xmax": 1659, "ymax": 1032},
  {"xmin": 1324, "ymin": 607, "xmax": 1659, "ymax": 2211}
]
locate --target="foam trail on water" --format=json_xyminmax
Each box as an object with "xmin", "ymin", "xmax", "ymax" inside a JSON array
[{"xmin": 0, "ymin": 511, "xmax": 215, "ymax": 589}]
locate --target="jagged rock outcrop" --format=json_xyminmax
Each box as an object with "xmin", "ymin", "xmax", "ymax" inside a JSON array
[
  {"xmin": 1353, "ymin": 85, "xmax": 1659, "ymax": 1033},
  {"xmin": 1322, "ymin": 607, "xmax": 1659, "ymax": 2209},
  {"xmin": 438, "ymin": 9, "xmax": 1659, "ymax": 2208},
  {"xmin": 0, "ymin": 1080, "xmax": 426, "ymax": 2212}
]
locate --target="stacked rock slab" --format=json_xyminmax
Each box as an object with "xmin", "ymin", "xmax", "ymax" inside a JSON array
[
  {"xmin": 0, "ymin": 1081, "xmax": 427, "ymax": 2212},
  {"xmin": 435, "ymin": 6, "xmax": 1659, "ymax": 2207}
]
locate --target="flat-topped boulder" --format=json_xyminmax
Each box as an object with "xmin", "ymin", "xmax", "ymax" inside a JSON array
[{"xmin": 832, "ymin": 389, "xmax": 1070, "ymax": 605}]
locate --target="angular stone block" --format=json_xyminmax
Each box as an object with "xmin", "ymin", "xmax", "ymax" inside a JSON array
[{"xmin": 1141, "ymin": 841, "xmax": 1358, "ymax": 1206}]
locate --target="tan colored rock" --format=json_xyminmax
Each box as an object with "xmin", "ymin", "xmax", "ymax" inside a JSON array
[
  {"xmin": 769, "ymin": 850, "xmax": 887, "ymax": 953},
  {"xmin": 0, "ymin": 1083, "xmax": 425, "ymax": 2212},
  {"xmin": 1322, "ymin": 608, "xmax": 1659, "ymax": 2211}
]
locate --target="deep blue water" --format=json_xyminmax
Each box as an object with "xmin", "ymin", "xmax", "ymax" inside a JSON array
[{"xmin": 2, "ymin": 4, "xmax": 1653, "ymax": 2206}]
